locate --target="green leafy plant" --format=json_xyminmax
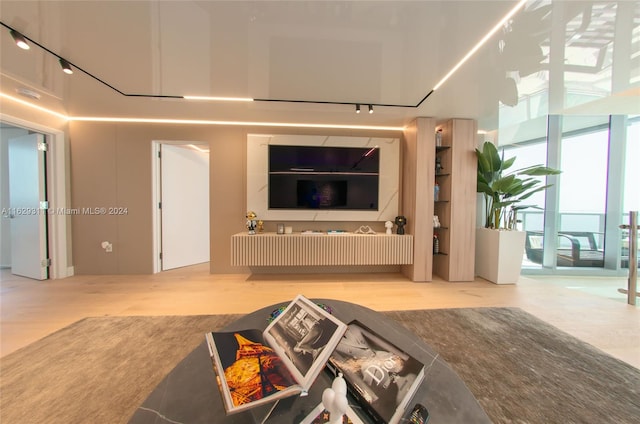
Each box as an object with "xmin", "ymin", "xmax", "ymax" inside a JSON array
[{"xmin": 476, "ymin": 141, "xmax": 560, "ymax": 230}]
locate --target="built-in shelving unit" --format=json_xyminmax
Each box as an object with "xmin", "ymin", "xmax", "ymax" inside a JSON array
[
  {"xmin": 432, "ymin": 119, "xmax": 477, "ymax": 281},
  {"xmin": 433, "ymin": 137, "xmax": 451, "ymax": 259},
  {"xmin": 402, "ymin": 117, "xmax": 476, "ymax": 282}
]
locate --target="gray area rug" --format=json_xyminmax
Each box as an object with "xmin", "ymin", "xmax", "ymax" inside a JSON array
[{"xmin": 1, "ymin": 308, "xmax": 639, "ymax": 424}]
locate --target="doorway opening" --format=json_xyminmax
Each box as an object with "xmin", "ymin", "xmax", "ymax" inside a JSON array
[
  {"xmin": 151, "ymin": 141, "xmax": 210, "ymax": 273},
  {"xmin": 0, "ymin": 116, "xmax": 71, "ymax": 279}
]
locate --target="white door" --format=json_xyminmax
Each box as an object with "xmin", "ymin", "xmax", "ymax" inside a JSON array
[
  {"xmin": 160, "ymin": 144, "xmax": 210, "ymax": 270},
  {"xmin": 8, "ymin": 133, "xmax": 48, "ymax": 280}
]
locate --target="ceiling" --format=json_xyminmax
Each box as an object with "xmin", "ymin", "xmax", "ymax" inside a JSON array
[{"xmin": 0, "ymin": 1, "xmax": 638, "ymax": 132}]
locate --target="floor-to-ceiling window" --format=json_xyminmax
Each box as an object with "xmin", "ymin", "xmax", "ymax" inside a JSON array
[
  {"xmin": 503, "ymin": 115, "xmax": 638, "ymax": 276},
  {"xmin": 490, "ymin": 0, "xmax": 639, "ymax": 277},
  {"xmin": 622, "ymin": 118, "xmax": 640, "ymax": 270},
  {"xmin": 556, "ymin": 117, "xmax": 609, "ymax": 269}
]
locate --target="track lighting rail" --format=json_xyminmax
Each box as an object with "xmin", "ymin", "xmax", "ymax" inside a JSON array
[
  {"xmin": 3, "ymin": 1, "xmax": 529, "ymax": 110},
  {"xmin": 1, "ymin": 21, "xmax": 184, "ymax": 99},
  {"xmin": 1, "ymin": 20, "xmax": 435, "ymax": 110}
]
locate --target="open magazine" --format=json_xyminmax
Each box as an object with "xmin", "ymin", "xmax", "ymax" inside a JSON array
[
  {"xmin": 205, "ymin": 295, "xmax": 347, "ymax": 414},
  {"xmin": 327, "ymin": 321, "xmax": 425, "ymax": 424}
]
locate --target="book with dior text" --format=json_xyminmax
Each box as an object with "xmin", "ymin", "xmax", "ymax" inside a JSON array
[{"xmin": 326, "ymin": 321, "xmax": 425, "ymax": 424}]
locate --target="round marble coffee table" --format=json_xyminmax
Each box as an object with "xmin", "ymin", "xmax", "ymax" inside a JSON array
[{"xmin": 128, "ymin": 299, "xmax": 490, "ymax": 424}]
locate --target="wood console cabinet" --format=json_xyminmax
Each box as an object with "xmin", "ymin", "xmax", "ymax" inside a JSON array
[{"xmin": 231, "ymin": 233, "xmax": 413, "ymax": 266}]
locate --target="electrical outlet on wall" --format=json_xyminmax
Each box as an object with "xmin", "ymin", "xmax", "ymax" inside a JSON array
[{"xmin": 101, "ymin": 241, "xmax": 113, "ymax": 253}]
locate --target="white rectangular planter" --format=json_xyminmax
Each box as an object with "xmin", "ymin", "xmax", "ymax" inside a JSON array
[{"xmin": 475, "ymin": 228, "xmax": 526, "ymax": 284}]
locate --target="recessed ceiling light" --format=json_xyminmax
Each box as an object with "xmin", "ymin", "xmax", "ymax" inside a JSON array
[{"xmin": 16, "ymin": 87, "xmax": 41, "ymax": 100}]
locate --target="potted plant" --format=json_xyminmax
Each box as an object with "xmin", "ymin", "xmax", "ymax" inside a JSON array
[{"xmin": 475, "ymin": 141, "xmax": 560, "ymax": 284}]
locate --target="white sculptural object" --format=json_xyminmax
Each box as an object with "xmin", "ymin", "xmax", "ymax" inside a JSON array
[{"xmin": 322, "ymin": 373, "xmax": 348, "ymax": 424}]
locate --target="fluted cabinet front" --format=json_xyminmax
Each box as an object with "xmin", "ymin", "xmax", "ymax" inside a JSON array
[{"xmin": 231, "ymin": 233, "xmax": 413, "ymax": 266}]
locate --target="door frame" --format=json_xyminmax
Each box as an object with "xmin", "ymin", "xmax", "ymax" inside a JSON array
[
  {"xmin": 151, "ymin": 140, "xmax": 210, "ymax": 273},
  {"xmin": 1, "ymin": 113, "xmax": 72, "ymax": 279}
]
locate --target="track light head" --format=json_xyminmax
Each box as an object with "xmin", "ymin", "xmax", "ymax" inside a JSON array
[
  {"xmin": 368, "ymin": 104, "xmax": 373, "ymax": 114},
  {"xmin": 10, "ymin": 29, "xmax": 29, "ymax": 50},
  {"xmin": 59, "ymin": 58, "xmax": 73, "ymax": 74},
  {"xmin": 356, "ymin": 104, "xmax": 361, "ymax": 113}
]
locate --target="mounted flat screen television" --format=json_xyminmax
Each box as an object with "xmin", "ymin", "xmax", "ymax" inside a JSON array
[{"xmin": 268, "ymin": 145, "xmax": 379, "ymax": 210}]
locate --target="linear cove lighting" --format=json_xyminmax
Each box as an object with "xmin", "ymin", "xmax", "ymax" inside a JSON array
[
  {"xmin": 68, "ymin": 116, "xmax": 403, "ymax": 130},
  {"xmin": 1, "ymin": 91, "xmax": 403, "ymax": 130},
  {"xmin": 183, "ymin": 96, "xmax": 254, "ymax": 102},
  {"xmin": 432, "ymin": 0, "xmax": 527, "ymax": 91},
  {"xmin": 0, "ymin": 92, "xmax": 67, "ymax": 119}
]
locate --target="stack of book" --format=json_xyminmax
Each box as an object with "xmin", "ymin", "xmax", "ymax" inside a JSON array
[{"xmin": 205, "ymin": 295, "xmax": 425, "ymax": 423}]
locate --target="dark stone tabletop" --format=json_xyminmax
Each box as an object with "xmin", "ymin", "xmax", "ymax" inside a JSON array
[{"xmin": 128, "ymin": 299, "xmax": 490, "ymax": 424}]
